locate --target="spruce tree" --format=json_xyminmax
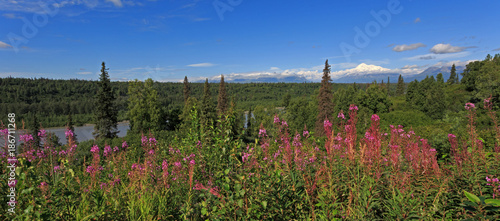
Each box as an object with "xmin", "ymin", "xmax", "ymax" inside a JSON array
[
  {"xmin": 201, "ymin": 78, "xmax": 216, "ymax": 133},
  {"xmin": 217, "ymin": 75, "xmax": 228, "ymax": 116},
  {"xmin": 183, "ymin": 76, "xmax": 191, "ymax": 104},
  {"xmin": 67, "ymin": 113, "xmax": 77, "ymax": 142},
  {"xmin": 396, "ymin": 74, "xmax": 405, "ymax": 96},
  {"xmin": 447, "ymin": 64, "xmax": 457, "ymax": 84},
  {"xmin": 315, "ymin": 59, "xmax": 334, "ymax": 136},
  {"xmin": 30, "ymin": 113, "xmax": 40, "ymax": 148},
  {"xmin": 93, "ymin": 62, "xmax": 118, "ymax": 139},
  {"xmin": 387, "ymin": 77, "xmax": 391, "ymax": 96}
]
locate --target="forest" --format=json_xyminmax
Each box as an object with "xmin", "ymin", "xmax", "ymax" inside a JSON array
[{"xmin": 0, "ymin": 54, "xmax": 499, "ymax": 220}]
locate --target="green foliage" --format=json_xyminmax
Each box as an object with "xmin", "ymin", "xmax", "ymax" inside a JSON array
[
  {"xmin": 396, "ymin": 74, "xmax": 405, "ymax": 96},
  {"xmin": 93, "ymin": 62, "xmax": 119, "ymax": 139},
  {"xmin": 127, "ymin": 78, "xmax": 162, "ymax": 133},
  {"xmin": 316, "ymin": 60, "xmax": 334, "ymax": 136},
  {"xmin": 357, "ymin": 82, "xmax": 391, "ymax": 114},
  {"xmin": 217, "ymin": 75, "xmax": 229, "ymax": 116}
]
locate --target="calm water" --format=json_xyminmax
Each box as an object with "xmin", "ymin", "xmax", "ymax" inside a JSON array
[{"xmin": 2, "ymin": 122, "xmax": 130, "ymax": 147}]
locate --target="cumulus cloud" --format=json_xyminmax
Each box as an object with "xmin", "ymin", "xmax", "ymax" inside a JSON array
[
  {"xmin": 187, "ymin": 63, "xmax": 215, "ymax": 67},
  {"xmin": 392, "ymin": 43, "xmax": 426, "ymax": 52},
  {"xmin": 0, "ymin": 41, "xmax": 12, "ymax": 48},
  {"xmin": 430, "ymin": 43, "xmax": 466, "ymax": 54}
]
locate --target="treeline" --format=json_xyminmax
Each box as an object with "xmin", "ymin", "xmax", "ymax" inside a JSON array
[{"xmin": 0, "ymin": 77, "xmax": 352, "ymax": 128}]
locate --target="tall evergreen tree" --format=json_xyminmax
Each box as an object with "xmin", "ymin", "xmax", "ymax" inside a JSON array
[
  {"xmin": 183, "ymin": 76, "xmax": 191, "ymax": 104},
  {"xmin": 315, "ymin": 59, "xmax": 334, "ymax": 136},
  {"xmin": 436, "ymin": 73, "xmax": 444, "ymax": 85},
  {"xmin": 447, "ymin": 64, "xmax": 457, "ymax": 84},
  {"xmin": 396, "ymin": 74, "xmax": 405, "ymax": 96},
  {"xmin": 66, "ymin": 113, "xmax": 77, "ymax": 142},
  {"xmin": 93, "ymin": 62, "xmax": 118, "ymax": 139},
  {"xmin": 201, "ymin": 78, "xmax": 216, "ymax": 134},
  {"xmin": 217, "ymin": 75, "xmax": 228, "ymax": 116},
  {"xmin": 30, "ymin": 113, "xmax": 40, "ymax": 148},
  {"xmin": 387, "ymin": 77, "xmax": 391, "ymax": 96}
]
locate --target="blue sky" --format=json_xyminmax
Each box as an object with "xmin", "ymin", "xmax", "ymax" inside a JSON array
[{"xmin": 0, "ymin": 0, "xmax": 499, "ymax": 82}]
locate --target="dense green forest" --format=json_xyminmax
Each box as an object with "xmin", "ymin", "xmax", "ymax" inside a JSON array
[
  {"xmin": 0, "ymin": 54, "xmax": 499, "ymax": 152},
  {"xmin": 0, "ymin": 77, "xmax": 353, "ymax": 128}
]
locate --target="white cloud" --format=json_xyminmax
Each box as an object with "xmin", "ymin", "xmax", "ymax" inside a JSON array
[
  {"xmin": 187, "ymin": 63, "xmax": 215, "ymax": 67},
  {"xmin": 430, "ymin": 43, "xmax": 466, "ymax": 54},
  {"xmin": 270, "ymin": 67, "xmax": 280, "ymax": 71},
  {"xmin": 77, "ymin": 72, "xmax": 93, "ymax": 75},
  {"xmin": 401, "ymin": 65, "xmax": 419, "ymax": 69},
  {"xmin": 392, "ymin": 43, "xmax": 426, "ymax": 52},
  {"xmin": 404, "ymin": 51, "xmax": 470, "ymax": 61},
  {"xmin": 2, "ymin": 13, "xmax": 22, "ymax": 19},
  {"xmin": 431, "ymin": 60, "xmax": 477, "ymax": 68},
  {"xmin": 106, "ymin": 0, "xmax": 123, "ymax": 7},
  {"xmin": 0, "ymin": 41, "xmax": 12, "ymax": 48}
]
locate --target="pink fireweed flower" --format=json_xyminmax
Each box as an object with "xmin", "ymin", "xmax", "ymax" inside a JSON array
[
  {"xmin": 149, "ymin": 137, "xmax": 157, "ymax": 145},
  {"xmin": 113, "ymin": 146, "xmax": 119, "ymax": 152},
  {"xmin": 274, "ymin": 115, "xmax": 280, "ymax": 123},
  {"xmin": 0, "ymin": 128, "xmax": 8, "ymax": 136},
  {"xmin": 65, "ymin": 129, "xmax": 73, "ymax": 138},
  {"xmin": 465, "ymin": 103, "xmax": 475, "ymax": 110},
  {"xmin": 242, "ymin": 152, "xmax": 252, "ymax": 162},
  {"xmin": 338, "ymin": 112, "xmax": 345, "ymax": 119},
  {"xmin": 103, "ymin": 145, "xmax": 112, "ymax": 157},
  {"xmin": 20, "ymin": 134, "xmax": 33, "ymax": 143},
  {"xmin": 38, "ymin": 129, "xmax": 46, "ymax": 138},
  {"xmin": 8, "ymin": 179, "xmax": 17, "ymax": 187},
  {"xmin": 148, "ymin": 149, "xmax": 155, "ymax": 155},
  {"xmin": 371, "ymin": 114, "xmax": 380, "ymax": 122},
  {"xmin": 448, "ymin": 134, "xmax": 456, "ymax": 139},
  {"xmin": 141, "ymin": 135, "xmax": 148, "ymax": 146},
  {"xmin": 196, "ymin": 140, "xmax": 202, "ymax": 149},
  {"xmin": 349, "ymin": 104, "xmax": 358, "ymax": 111},
  {"xmin": 189, "ymin": 159, "xmax": 195, "ymax": 165},
  {"xmin": 53, "ymin": 165, "xmax": 61, "ymax": 173},
  {"xmin": 293, "ymin": 133, "xmax": 302, "ymax": 147},
  {"xmin": 281, "ymin": 121, "xmax": 288, "ymax": 127},
  {"xmin": 122, "ymin": 141, "xmax": 128, "ymax": 150},
  {"xmin": 323, "ymin": 120, "xmax": 332, "ymax": 130},
  {"xmin": 90, "ymin": 145, "xmax": 99, "ymax": 153},
  {"xmin": 259, "ymin": 128, "xmax": 267, "ymax": 137},
  {"xmin": 303, "ymin": 130, "xmax": 309, "ymax": 137},
  {"xmin": 162, "ymin": 160, "xmax": 168, "ymax": 170}
]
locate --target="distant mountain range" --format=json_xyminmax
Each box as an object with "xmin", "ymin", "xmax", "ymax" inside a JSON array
[{"xmin": 198, "ymin": 63, "xmax": 466, "ymax": 84}]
